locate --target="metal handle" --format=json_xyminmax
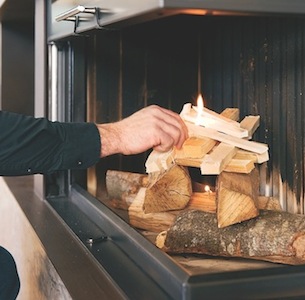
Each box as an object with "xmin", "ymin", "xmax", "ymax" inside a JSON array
[{"xmin": 55, "ymin": 5, "xmax": 96, "ymax": 22}]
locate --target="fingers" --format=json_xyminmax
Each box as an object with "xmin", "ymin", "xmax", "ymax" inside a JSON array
[{"xmin": 148, "ymin": 105, "xmax": 188, "ymax": 150}]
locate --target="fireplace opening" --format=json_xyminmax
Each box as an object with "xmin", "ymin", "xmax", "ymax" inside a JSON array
[
  {"xmin": 75, "ymin": 14, "xmax": 305, "ymax": 215},
  {"xmin": 46, "ymin": 8, "xmax": 305, "ymax": 299}
]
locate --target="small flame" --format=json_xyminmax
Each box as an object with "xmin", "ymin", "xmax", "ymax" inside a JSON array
[
  {"xmin": 195, "ymin": 94, "xmax": 204, "ymax": 125},
  {"xmin": 197, "ymin": 94, "xmax": 204, "ymax": 112},
  {"xmin": 204, "ymin": 185, "xmax": 211, "ymax": 193}
]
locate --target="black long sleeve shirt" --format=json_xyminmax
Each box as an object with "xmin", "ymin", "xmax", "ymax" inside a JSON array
[{"xmin": 0, "ymin": 111, "xmax": 101, "ymax": 176}]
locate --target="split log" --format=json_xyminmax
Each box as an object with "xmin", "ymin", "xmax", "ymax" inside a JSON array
[
  {"xmin": 144, "ymin": 164, "xmax": 192, "ymax": 213},
  {"xmin": 129, "ymin": 188, "xmax": 178, "ymax": 232},
  {"xmin": 258, "ymin": 196, "xmax": 282, "ymax": 211},
  {"xmin": 156, "ymin": 210, "xmax": 305, "ymax": 265},
  {"xmin": 216, "ymin": 168, "xmax": 260, "ymax": 228}
]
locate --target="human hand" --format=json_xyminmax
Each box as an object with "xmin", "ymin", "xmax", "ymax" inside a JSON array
[{"xmin": 97, "ymin": 105, "xmax": 188, "ymax": 157}]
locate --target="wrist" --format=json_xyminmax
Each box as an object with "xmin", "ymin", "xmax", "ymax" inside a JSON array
[{"xmin": 96, "ymin": 123, "xmax": 122, "ymax": 157}]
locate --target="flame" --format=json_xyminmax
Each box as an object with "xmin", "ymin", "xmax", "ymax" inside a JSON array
[
  {"xmin": 204, "ymin": 185, "xmax": 211, "ymax": 193},
  {"xmin": 195, "ymin": 94, "xmax": 204, "ymax": 125},
  {"xmin": 197, "ymin": 94, "xmax": 204, "ymax": 112}
]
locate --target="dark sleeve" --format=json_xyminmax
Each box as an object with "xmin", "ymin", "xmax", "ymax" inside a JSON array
[{"xmin": 0, "ymin": 111, "xmax": 101, "ymax": 176}]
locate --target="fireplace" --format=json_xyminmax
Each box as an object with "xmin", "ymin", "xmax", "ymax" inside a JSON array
[{"xmin": 46, "ymin": 1, "xmax": 305, "ymax": 298}]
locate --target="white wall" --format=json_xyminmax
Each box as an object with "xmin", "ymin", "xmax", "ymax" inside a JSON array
[{"xmin": 0, "ymin": 177, "xmax": 72, "ymax": 300}]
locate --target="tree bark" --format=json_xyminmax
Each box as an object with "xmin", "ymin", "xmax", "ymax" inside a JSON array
[
  {"xmin": 106, "ymin": 170, "xmax": 148, "ymax": 210},
  {"xmin": 157, "ymin": 210, "xmax": 305, "ymax": 265}
]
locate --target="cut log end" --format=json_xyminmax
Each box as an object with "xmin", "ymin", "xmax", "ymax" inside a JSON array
[
  {"xmin": 216, "ymin": 168, "xmax": 260, "ymax": 227},
  {"xmin": 143, "ymin": 165, "xmax": 192, "ymax": 213},
  {"xmin": 217, "ymin": 187, "xmax": 259, "ymax": 228},
  {"xmin": 129, "ymin": 188, "xmax": 177, "ymax": 232}
]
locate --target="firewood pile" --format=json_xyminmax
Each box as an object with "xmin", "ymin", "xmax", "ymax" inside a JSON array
[{"xmin": 106, "ymin": 104, "xmax": 305, "ymax": 265}]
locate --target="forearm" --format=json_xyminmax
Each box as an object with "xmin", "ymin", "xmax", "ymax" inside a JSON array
[{"xmin": 0, "ymin": 111, "xmax": 101, "ymax": 176}]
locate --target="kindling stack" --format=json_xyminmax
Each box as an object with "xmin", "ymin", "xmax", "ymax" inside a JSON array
[
  {"xmin": 146, "ymin": 103, "xmax": 268, "ymax": 175},
  {"xmin": 145, "ymin": 103, "xmax": 269, "ymax": 228}
]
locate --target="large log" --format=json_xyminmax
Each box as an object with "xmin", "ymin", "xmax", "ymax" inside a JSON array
[{"xmin": 156, "ymin": 210, "xmax": 305, "ymax": 265}]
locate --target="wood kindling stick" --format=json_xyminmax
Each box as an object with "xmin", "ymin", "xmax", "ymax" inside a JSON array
[
  {"xmin": 180, "ymin": 103, "xmax": 248, "ymax": 138},
  {"xmin": 240, "ymin": 115, "xmax": 260, "ymax": 139},
  {"xmin": 235, "ymin": 149, "xmax": 269, "ymax": 164},
  {"xmin": 186, "ymin": 122, "xmax": 268, "ymax": 154},
  {"xmin": 200, "ymin": 143, "xmax": 237, "ymax": 175}
]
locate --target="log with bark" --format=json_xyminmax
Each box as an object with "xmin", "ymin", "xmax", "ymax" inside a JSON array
[
  {"xmin": 156, "ymin": 210, "xmax": 305, "ymax": 265},
  {"xmin": 106, "ymin": 170, "xmax": 149, "ymax": 210}
]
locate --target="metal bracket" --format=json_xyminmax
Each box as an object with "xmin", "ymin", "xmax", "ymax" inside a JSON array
[{"xmin": 55, "ymin": 5, "xmax": 113, "ymax": 34}]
